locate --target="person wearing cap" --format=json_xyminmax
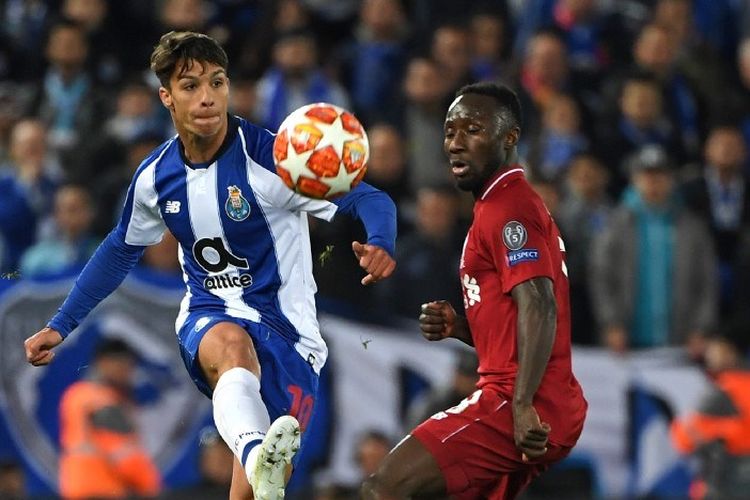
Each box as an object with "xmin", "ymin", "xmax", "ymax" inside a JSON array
[
  {"xmin": 58, "ymin": 337, "xmax": 161, "ymax": 499},
  {"xmin": 670, "ymin": 320, "xmax": 750, "ymax": 499},
  {"xmin": 590, "ymin": 145, "xmax": 718, "ymax": 357}
]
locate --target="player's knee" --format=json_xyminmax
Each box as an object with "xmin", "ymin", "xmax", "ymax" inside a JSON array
[{"xmin": 200, "ymin": 324, "xmax": 260, "ymax": 378}]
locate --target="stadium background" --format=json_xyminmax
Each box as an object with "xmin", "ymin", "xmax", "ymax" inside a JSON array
[{"xmin": 1, "ymin": 0, "xmax": 749, "ymax": 498}]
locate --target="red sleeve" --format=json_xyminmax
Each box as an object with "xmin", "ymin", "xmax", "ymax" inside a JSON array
[{"xmin": 482, "ymin": 203, "xmax": 555, "ymax": 295}]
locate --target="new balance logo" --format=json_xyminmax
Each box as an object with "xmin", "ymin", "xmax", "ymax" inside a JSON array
[
  {"xmin": 462, "ymin": 274, "xmax": 481, "ymax": 307},
  {"xmin": 165, "ymin": 201, "xmax": 181, "ymax": 214}
]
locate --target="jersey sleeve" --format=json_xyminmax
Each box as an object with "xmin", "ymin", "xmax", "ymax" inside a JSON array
[
  {"xmin": 484, "ymin": 203, "xmax": 555, "ymax": 295},
  {"xmin": 330, "ymin": 181, "xmax": 397, "ymax": 256},
  {"xmin": 116, "ymin": 163, "xmax": 167, "ymax": 246}
]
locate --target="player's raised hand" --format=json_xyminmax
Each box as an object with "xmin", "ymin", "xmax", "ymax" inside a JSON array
[
  {"xmin": 419, "ymin": 301, "xmax": 457, "ymax": 341},
  {"xmin": 512, "ymin": 403, "xmax": 551, "ymax": 462},
  {"xmin": 352, "ymin": 241, "xmax": 396, "ymax": 286},
  {"xmin": 24, "ymin": 327, "xmax": 63, "ymax": 367}
]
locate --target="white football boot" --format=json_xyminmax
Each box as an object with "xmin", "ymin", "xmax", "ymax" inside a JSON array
[{"xmin": 247, "ymin": 415, "xmax": 301, "ymax": 500}]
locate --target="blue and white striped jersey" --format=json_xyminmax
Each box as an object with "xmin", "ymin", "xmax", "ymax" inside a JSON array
[{"xmin": 50, "ymin": 115, "xmax": 397, "ymax": 373}]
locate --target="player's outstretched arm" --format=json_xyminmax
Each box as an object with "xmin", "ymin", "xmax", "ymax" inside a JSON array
[
  {"xmin": 23, "ymin": 230, "xmax": 145, "ymax": 367},
  {"xmin": 419, "ymin": 301, "xmax": 473, "ymax": 346},
  {"xmin": 333, "ymin": 182, "xmax": 398, "ymax": 284},
  {"xmin": 510, "ymin": 277, "xmax": 556, "ymax": 461}
]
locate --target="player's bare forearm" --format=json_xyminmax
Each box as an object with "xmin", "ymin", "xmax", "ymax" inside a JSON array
[
  {"xmin": 511, "ymin": 277, "xmax": 556, "ymax": 407},
  {"xmin": 450, "ymin": 314, "xmax": 474, "ymax": 346}
]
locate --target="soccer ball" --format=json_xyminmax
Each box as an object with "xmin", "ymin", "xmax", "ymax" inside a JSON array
[{"xmin": 273, "ymin": 103, "xmax": 369, "ymax": 200}]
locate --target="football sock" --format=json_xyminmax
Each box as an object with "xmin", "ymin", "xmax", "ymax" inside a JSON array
[{"xmin": 212, "ymin": 367, "xmax": 270, "ymax": 478}]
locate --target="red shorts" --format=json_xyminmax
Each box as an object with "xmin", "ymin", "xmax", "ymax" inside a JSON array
[{"xmin": 411, "ymin": 387, "xmax": 572, "ymax": 500}]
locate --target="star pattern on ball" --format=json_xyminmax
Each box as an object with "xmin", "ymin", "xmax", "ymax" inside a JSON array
[{"xmin": 273, "ymin": 103, "xmax": 369, "ymax": 199}]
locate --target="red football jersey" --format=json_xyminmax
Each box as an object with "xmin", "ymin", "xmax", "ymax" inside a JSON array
[{"xmin": 459, "ymin": 167, "xmax": 587, "ymax": 447}]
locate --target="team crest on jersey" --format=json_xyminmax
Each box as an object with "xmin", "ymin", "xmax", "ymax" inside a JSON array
[
  {"xmin": 502, "ymin": 221, "xmax": 527, "ymax": 250},
  {"xmin": 225, "ymin": 185, "xmax": 250, "ymax": 221}
]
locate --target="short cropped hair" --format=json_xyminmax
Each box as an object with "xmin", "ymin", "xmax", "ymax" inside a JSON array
[
  {"xmin": 94, "ymin": 338, "xmax": 135, "ymax": 360},
  {"xmin": 150, "ymin": 31, "xmax": 229, "ymax": 89},
  {"xmin": 455, "ymin": 82, "xmax": 522, "ymax": 129}
]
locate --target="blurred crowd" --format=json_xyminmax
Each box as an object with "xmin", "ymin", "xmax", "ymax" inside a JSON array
[{"xmin": 1, "ymin": 0, "xmax": 750, "ymax": 497}]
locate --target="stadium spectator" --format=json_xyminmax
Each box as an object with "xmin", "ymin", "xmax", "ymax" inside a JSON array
[
  {"xmin": 0, "ymin": 83, "xmax": 29, "ymax": 164},
  {"xmin": 232, "ymin": 0, "xmax": 313, "ymax": 79},
  {"xmin": 670, "ymin": 321, "xmax": 750, "ymax": 500},
  {"xmin": 397, "ymin": 57, "xmax": 452, "ymax": 193},
  {"xmin": 228, "ymin": 74, "xmax": 257, "ymax": 120},
  {"xmin": 255, "ymin": 28, "xmax": 350, "ymax": 131},
  {"xmin": 58, "ymin": 337, "xmax": 161, "ymax": 499},
  {"xmin": 590, "ymin": 145, "xmax": 718, "ymax": 356},
  {"xmin": 362, "ymin": 123, "xmax": 412, "ymax": 214},
  {"xmin": 337, "ymin": 0, "xmax": 408, "ymax": 126},
  {"xmin": 430, "ymin": 24, "xmax": 473, "ymax": 96},
  {"xmin": 513, "ymin": 0, "xmax": 625, "ymax": 80},
  {"xmin": 0, "ymin": 459, "xmax": 24, "ymax": 500},
  {"xmin": 682, "ymin": 126, "xmax": 750, "ymax": 315},
  {"xmin": 25, "ymin": 20, "xmax": 109, "ymax": 180},
  {"xmin": 526, "ymin": 93, "xmax": 589, "ymax": 182},
  {"xmin": 468, "ymin": 8, "xmax": 511, "ymax": 82},
  {"xmin": 515, "ymin": 30, "xmax": 589, "ymax": 141},
  {"xmin": 104, "ymin": 81, "xmax": 171, "ymax": 148},
  {"xmin": 380, "ymin": 184, "xmax": 465, "ymax": 319},
  {"xmin": 0, "ymin": 119, "xmax": 59, "ymax": 274},
  {"xmin": 75, "ymin": 81, "xmax": 171, "ymax": 187},
  {"xmin": 596, "ymin": 71, "xmax": 683, "ymax": 197},
  {"xmin": 629, "ymin": 23, "xmax": 704, "ymax": 161},
  {"xmin": 59, "ymin": 0, "xmax": 141, "ymax": 86},
  {"xmin": 158, "ymin": 0, "xmax": 212, "ymax": 34},
  {"xmin": 557, "ymin": 154, "xmax": 613, "ymax": 345},
  {"xmin": 652, "ymin": 0, "xmax": 727, "ymax": 108},
  {"xmin": 0, "ymin": 0, "xmax": 54, "ymax": 81},
  {"xmin": 162, "ymin": 426, "xmax": 233, "ymax": 499},
  {"xmin": 406, "ymin": 348, "xmax": 479, "ymax": 431},
  {"xmin": 20, "ymin": 184, "xmax": 98, "ymax": 277},
  {"xmin": 732, "ymin": 38, "xmax": 750, "ymax": 158}
]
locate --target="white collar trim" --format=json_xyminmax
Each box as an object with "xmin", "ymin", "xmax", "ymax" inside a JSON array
[{"xmin": 480, "ymin": 168, "xmax": 524, "ymax": 200}]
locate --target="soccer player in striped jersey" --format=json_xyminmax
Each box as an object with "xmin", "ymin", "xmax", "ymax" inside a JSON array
[{"xmin": 24, "ymin": 31, "xmax": 397, "ymax": 500}]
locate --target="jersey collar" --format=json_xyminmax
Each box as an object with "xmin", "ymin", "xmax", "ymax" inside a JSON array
[
  {"xmin": 480, "ymin": 166, "xmax": 525, "ymax": 200},
  {"xmin": 179, "ymin": 113, "xmax": 239, "ymax": 169}
]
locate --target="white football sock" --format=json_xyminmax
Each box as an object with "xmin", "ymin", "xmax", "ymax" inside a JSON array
[{"xmin": 212, "ymin": 367, "xmax": 271, "ymax": 478}]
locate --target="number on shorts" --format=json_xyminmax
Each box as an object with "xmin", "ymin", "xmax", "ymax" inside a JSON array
[
  {"xmin": 445, "ymin": 389, "xmax": 482, "ymax": 415},
  {"xmin": 287, "ymin": 384, "xmax": 314, "ymax": 432}
]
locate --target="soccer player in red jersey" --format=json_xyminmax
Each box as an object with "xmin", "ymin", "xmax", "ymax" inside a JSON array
[{"xmin": 362, "ymin": 82, "xmax": 588, "ymax": 499}]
